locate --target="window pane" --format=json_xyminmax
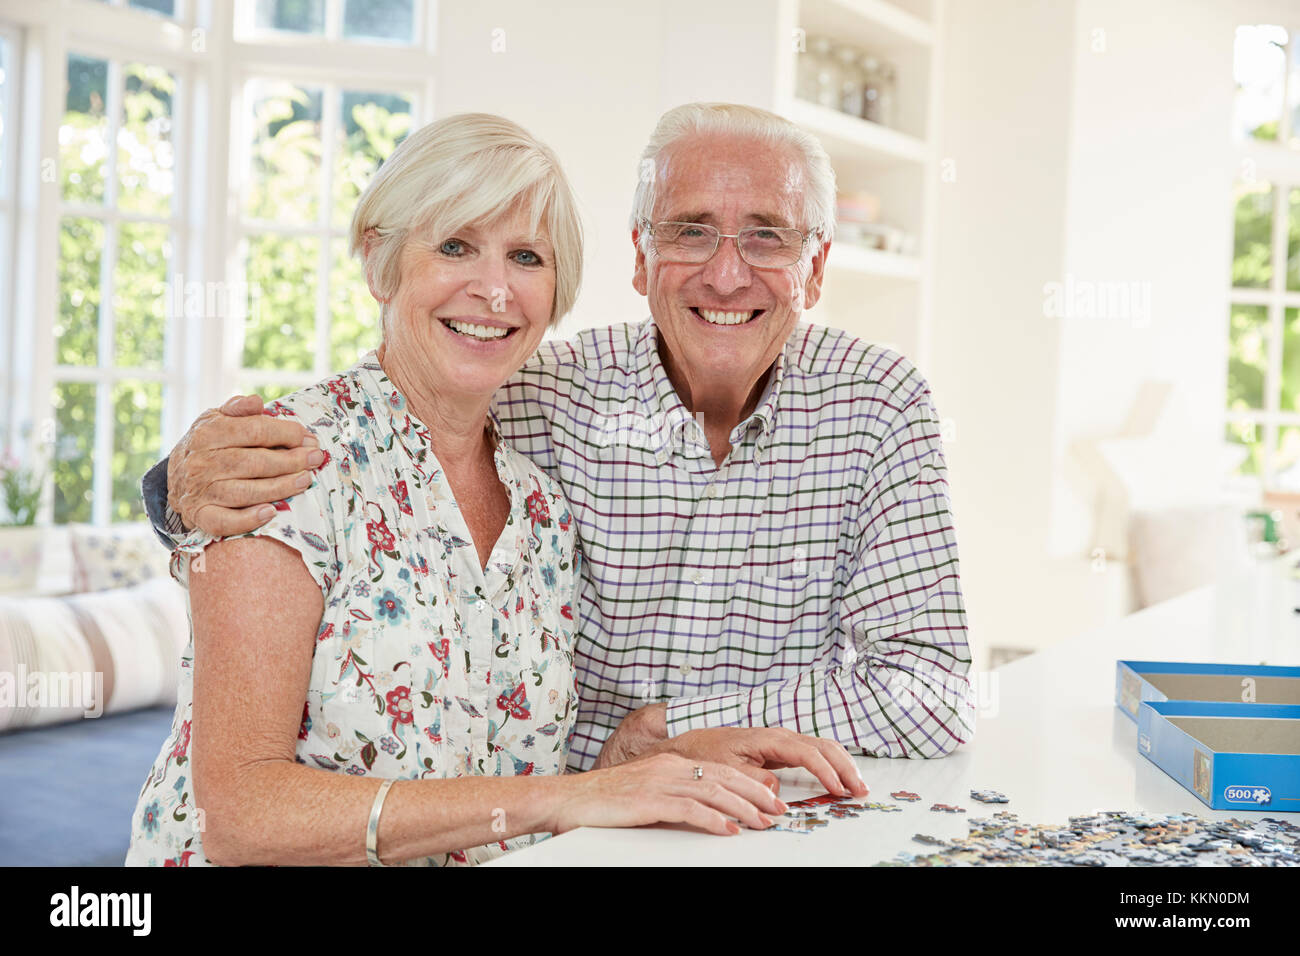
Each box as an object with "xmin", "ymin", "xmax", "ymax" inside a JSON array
[
  {"xmin": 112, "ymin": 381, "xmax": 162, "ymax": 521},
  {"xmin": 57, "ymin": 217, "xmax": 105, "ymax": 366},
  {"xmin": 114, "ymin": 222, "xmax": 171, "ymax": 367},
  {"xmin": 129, "ymin": 0, "xmax": 177, "ymax": 16},
  {"xmin": 1234, "ymin": 25, "xmax": 1287, "ymax": 142},
  {"xmin": 242, "ymin": 233, "xmax": 319, "ymax": 372},
  {"xmin": 245, "ymin": 80, "xmax": 323, "ymax": 225},
  {"xmin": 1276, "ymin": 426, "xmax": 1300, "ymax": 491},
  {"xmin": 255, "ymin": 0, "xmax": 325, "ymax": 35},
  {"xmin": 343, "ymin": 0, "xmax": 415, "ymax": 43},
  {"xmin": 1283, "ymin": 307, "xmax": 1300, "ymax": 413},
  {"xmin": 1228, "ymin": 304, "xmax": 1269, "ymax": 411},
  {"xmin": 62, "ymin": 55, "xmax": 109, "ymax": 204},
  {"xmin": 118, "ymin": 63, "xmax": 175, "ymax": 217},
  {"xmin": 240, "ymin": 381, "xmax": 302, "ymax": 402},
  {"xmin": 52, "ymin": 382, "xmax": 96, "ymax": 523},
  {"xmin": 1290, "ymin": 188, "xmax": 1300, "ymax": 292},
  {"xmin": 1233, "ymin": 182, "xmax": 1273, "ymax": 289},
  {"xmin": 333, "ymin": 90, "xmax": 412, "ymax": 226},
  {"xmin": 330, "ymin": 236, "xmax": 380, "ymax": 368},
  {"xmin": 1226, "ymin": 421, "xmax": 1262, "ymax": 478},
  {"xmin": 1290, "ymin": 33, "xmax": 1300, "ymax": 150}
]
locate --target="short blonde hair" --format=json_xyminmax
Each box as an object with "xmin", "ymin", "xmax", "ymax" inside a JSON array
[
  {"xmin": 349, "ymin": 112, "xmax": 583, "ymax": 326},
  {"xmin": 630, "ymin": 103, "xmax": 836, "ymax": 250}
]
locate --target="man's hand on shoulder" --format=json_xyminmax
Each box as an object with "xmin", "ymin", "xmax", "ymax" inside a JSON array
[{"xmin": 168, "ymin": 394, "xmax": 323, "ymax": 538}]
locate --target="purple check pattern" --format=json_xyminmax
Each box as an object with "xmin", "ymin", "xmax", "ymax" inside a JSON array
[{"xmin": 492, "ymin": 318, "xmax": 974, "ymax": 769}]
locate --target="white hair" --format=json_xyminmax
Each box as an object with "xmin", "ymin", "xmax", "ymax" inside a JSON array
[
  {"xmin": 629, "ymin": 102, "xmax": 837, "ymax": 252},
  {"xmin": 349, "ymin": 112, "xmax": 583, "ymax": 327}
]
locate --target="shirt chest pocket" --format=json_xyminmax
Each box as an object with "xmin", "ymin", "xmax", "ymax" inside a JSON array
[{"xmin": 731, "ymin": 572, "xmax": 834, "ymax": 648}]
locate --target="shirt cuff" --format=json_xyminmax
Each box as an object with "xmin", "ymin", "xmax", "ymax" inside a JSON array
[
  {"xmin": 140, "ymin": 456, "xmax": 183, "ymax": 549},
  {"xmin": 664, "ymin": 691, "xmax": 748, "ymax": 735}
]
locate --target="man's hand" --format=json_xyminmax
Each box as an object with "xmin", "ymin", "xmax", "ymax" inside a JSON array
[
  {"xmin": 591, "ymin": 703, "xmax": 668, "ymax": 770},
  {"xmin": 168, "ymin": 394, "xmax": 322, "ymax": 538},
  {"xmin": 642, "ymin": 727, "xmax": 869, "ymax": 799}
]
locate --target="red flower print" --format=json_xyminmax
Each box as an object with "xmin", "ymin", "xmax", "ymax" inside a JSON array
[
  {"xmin": 170, "ymin": 719, "xmax": 192, "ymax": 760},
  {"xmin": 327, "ymin": 378, "xmax": 353, "ymax": 409},
  {"xmin": 316, "ymin": 621, "xmax": 334, "ymax": 644},
  {"xmin": 526, "ymin": 490, "xmax": 550, "ymax": 526},
  {"xmin": 367, "ymin": 519, "xmax": 395, "ymax": 551},
  {"xmin": 390, "ymin": 480, "xmax": 413, "ymax": 516},
  {"xmin": 164, "ymin": 851, "xmax": 195, "ymax": 867},
  {"xmin": 298, "ymin": 701, "xmax": 312, "ymax": 740},
  {"xmin": 496, "ymin": 682, "xmax": 531, "ymax": 720},
  {"xmin": 272, "ymin": 499, "xmax": 291, "ymax": 512},
  {"xmin": 560, "ymin": 604, "xmax": 573, "ymax": 621},
  {"xmin": 386, "ymin": 686, "xmax": 414, "ymax": 725}
]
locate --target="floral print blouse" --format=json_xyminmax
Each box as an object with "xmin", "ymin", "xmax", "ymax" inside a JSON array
[{"xmin": 126, "ymin": 352, "xmax": 581, "ymax": 867}]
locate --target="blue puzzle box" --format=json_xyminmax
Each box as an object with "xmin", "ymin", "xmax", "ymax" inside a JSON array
[
  {"xmin": 1115, "ymin": 660, "xmax": 1300, "ymax": 722},
  {"xmin": 1137, "ymin": 700, "xmax": 1300, "ymax": 812}
]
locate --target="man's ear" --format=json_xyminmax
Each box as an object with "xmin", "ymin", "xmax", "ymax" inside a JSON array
[
  {"xmin": 361, "ymin": 228, "xmax": 390, "ymax": 303},
  {"xmin": 801, "ymin": 239, "xmax": 831, "ymax": 311},
  {"xmin": 631, "ymin": 228, "xmax": 648, "ymax": 297}
]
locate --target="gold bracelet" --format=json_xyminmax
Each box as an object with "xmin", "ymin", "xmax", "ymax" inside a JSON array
[{"xmin": 366, "ymin": 779, "xmax": 396, "ymax": 866}]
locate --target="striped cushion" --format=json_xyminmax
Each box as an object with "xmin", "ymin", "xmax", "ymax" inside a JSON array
[{"xmin": 0, "ymin": 578, "xmax": 188, "ymax": 733}]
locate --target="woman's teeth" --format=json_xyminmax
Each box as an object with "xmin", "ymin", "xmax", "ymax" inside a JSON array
[
  {"xmin": 445, "ymin": 319, "xmax": 511, "ymax": 340},
  {"xmin": 697, "ymin": 308, "xmax": 756, "ymax": 326}
]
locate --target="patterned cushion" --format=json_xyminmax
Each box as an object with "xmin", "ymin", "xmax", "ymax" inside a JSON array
[
  {"xmin": 68, "ymin": 523, "xmax": 172, "ymax": 593},
  {"xmin": 0, "ymin": 578, "xmax": 188, "ymax": 733}
]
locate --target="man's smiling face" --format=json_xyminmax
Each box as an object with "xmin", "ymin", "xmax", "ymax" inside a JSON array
[{"xmin": 632, "ymin": 133, "xmax": 829, "ymax": 405}]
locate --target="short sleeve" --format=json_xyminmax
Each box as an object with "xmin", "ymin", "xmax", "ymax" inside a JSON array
[{"xmin": 169, "ymin": 461, "xmax": 342, "ymax": 603}]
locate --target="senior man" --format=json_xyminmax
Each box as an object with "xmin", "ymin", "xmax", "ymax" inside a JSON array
[{"xmin": 143, "ymin": 103, "xmax": 973, "ymax": 784}]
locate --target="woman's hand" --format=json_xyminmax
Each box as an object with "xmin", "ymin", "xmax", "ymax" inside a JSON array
[{"xmin": 549, "ymin": 752, "xmax": 789, "ymax": 836}]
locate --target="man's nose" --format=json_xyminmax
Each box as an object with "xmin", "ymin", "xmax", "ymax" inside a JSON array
[{"xmin": 700, "ymin": 235, "xmax": 752, "ymax": 295}]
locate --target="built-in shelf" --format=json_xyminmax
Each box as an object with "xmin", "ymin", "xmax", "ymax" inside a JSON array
[
  {"xmin": 800, "ymin": 0, "xmax": 935, "ymax": 53},
  {"xmin": 826, "ymin": 245, "xmax": 921, "ymax": 279},
  {"xmin": 785, "ymin": 98, "xmax": 931, "ymax": 168}
]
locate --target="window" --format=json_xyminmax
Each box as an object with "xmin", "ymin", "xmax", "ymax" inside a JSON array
[
  {"xmin": 234, "ymin": 79, "xmax": 412, "ymax": 400},
  {"xmin": 55, "ymin": 52, "xmax": 181, "ymax": 522},
  {"xmin": 0, "ymin": 1, "xmax": 433, "ymax": 526},
  {"xmin": 1227, "ymin": 24, "xmax": 1300, "ymax": 490}
]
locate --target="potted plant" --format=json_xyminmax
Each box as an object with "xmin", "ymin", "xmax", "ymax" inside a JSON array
[{"xmin": 0, "ymin": 452, "xmax": 44, "ymax": 592}]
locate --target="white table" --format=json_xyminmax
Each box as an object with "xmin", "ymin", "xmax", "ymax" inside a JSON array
[{"xmin": 490, "ymin": 558, "xmax": 1300, "ymax": 866}]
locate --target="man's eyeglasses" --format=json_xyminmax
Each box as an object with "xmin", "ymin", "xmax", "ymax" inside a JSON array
[{"xmin": 640, "ymin": 220, "xmax": 809, "ymax": 268}]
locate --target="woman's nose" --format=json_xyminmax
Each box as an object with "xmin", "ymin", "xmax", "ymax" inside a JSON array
[{"xmin": 466, "ymin": 260, "xmax": 514, "ymax": 311}]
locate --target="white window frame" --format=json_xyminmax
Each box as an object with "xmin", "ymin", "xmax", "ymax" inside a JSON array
[{"xmin": 1229, "ymin": 19, "xmax": 1300, "ymax": 491}]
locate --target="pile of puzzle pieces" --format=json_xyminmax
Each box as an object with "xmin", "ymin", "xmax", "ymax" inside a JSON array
[{"xmin": 883, "ymin": 811, "xmax": 1300, "ymax": 867}]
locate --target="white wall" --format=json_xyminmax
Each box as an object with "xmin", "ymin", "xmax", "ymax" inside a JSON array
[
  {"xmin": 929, "ymin": 0, "xmax": 1076, "ymax": 669},
  {"xmin": 1050, "ymin": 0, "xmax": 1238, "ymax": 558},
  {"xmin": 932, "ymin": 0, "xmax": 1266, "ymax": 668},
  {"xmin": 434, "ymin": 0, "xmax": 664, "ymax": 336}
]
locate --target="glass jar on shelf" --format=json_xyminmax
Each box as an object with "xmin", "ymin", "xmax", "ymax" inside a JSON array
[
  {"xmin": 874, "ymin": 62, "xmax": 897, "ymax": 129},
  {"xmin": 834, "ymin": 44, "xmax": 867, "ymax": 118},
  {"xmin": 796, "ymin": 37, "xmax": 841, "ymax": 110},
  {"xmin": 860, "ymin": 55, "xmax": 882, "ymax": 124}
]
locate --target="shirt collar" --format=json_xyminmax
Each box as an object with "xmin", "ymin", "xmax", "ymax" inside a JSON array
[{"xmin": 634, "ymin": 318, "xmax": 787, "ymax": 465}]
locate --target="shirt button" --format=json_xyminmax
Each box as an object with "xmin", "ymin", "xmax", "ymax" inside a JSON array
[
  {"xmin": 708, "ymin": 483, "xmax": 723, "ymax": 499},
  {"xmin": 691, "ymin": 570, "xmax": 707, "ymax": 586},
  {"xmin": 679, "ymin": 663, "xmax": 692, "ymax": 675}
]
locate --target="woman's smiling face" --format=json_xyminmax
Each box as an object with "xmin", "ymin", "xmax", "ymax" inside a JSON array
[{"xmin": 378, "ymin": 202, "xmax": 556, "ymax": 405}]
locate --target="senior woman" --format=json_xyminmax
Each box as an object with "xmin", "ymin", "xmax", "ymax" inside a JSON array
[{"xmin": 125, "ymin": 113, "xmax": 785, "ymax": 867}]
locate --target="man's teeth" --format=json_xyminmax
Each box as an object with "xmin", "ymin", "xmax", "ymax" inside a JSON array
[
  {"xmin": 446, "ymin": 319, "xmax": 510, "ymax": 340},
  {"xmin": 698, "ymin": 309, "xmax": 754, "ymax": 326}
]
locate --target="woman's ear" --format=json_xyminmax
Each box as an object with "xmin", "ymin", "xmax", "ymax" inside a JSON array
[{"xmin": 361, "ymin": 228, "xmax": 390, "ymax": 303}]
